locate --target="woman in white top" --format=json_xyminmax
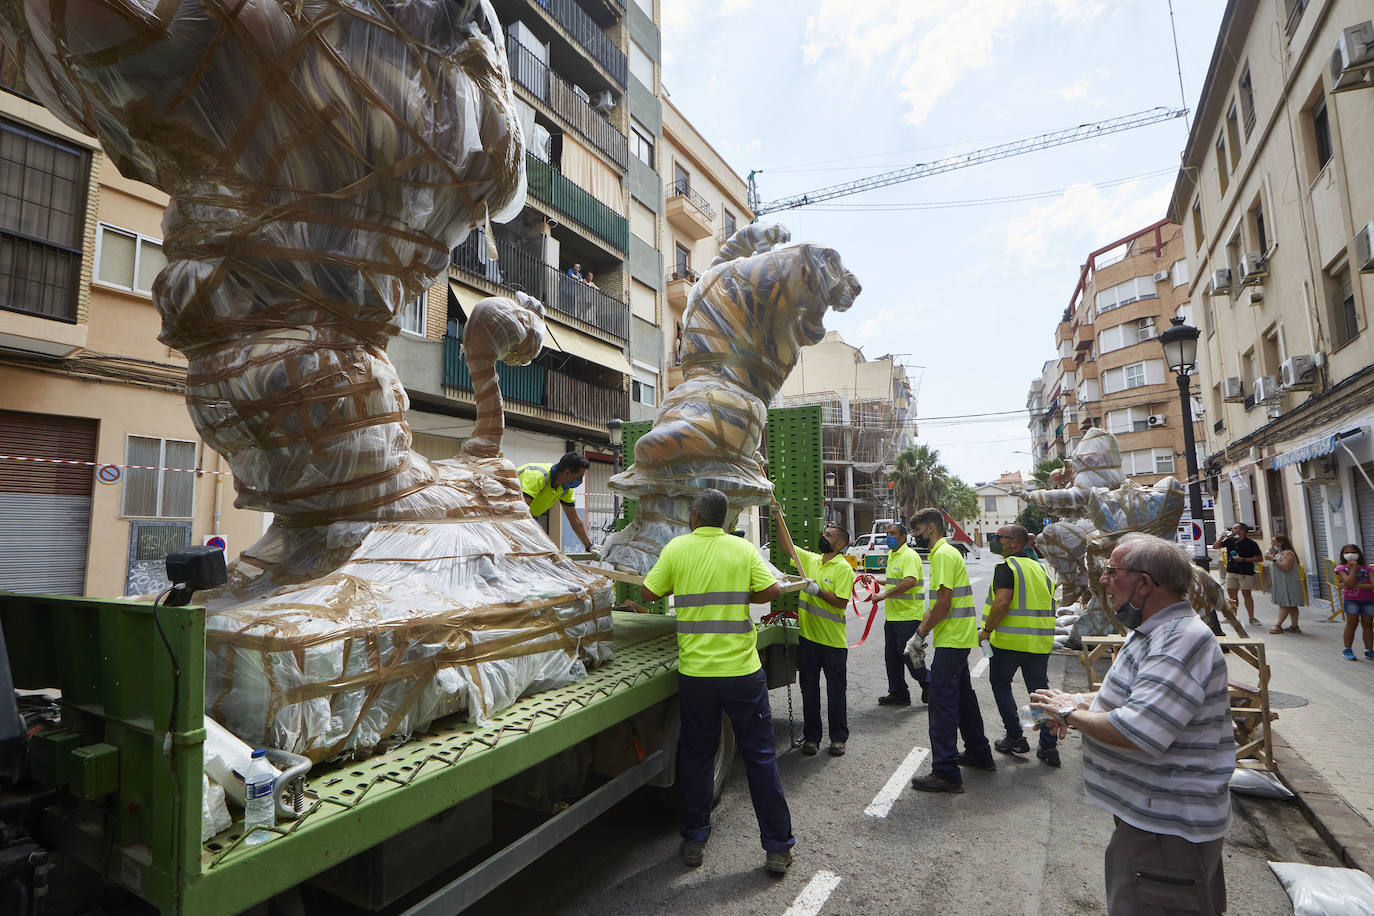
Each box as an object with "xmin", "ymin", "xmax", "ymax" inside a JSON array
[{"xmin": 1265, "ymin": 534, "xmax": 1306, "ymax": 633}]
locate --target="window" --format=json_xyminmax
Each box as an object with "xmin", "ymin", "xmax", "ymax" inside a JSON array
[
  {"xmin": 1249, "ymin": 197, "xmax": 1267, "ymax": 253},
  {"xmin": 632, "ymin": 369, "xmax": 657, "ymax": 406},
  {"xmin": 629, "ymin": 119, "xmax": 653, "ymax": 167},
  {"xmin": 673, "ymin": 243, "xmax": 690, "ymax": 276},
  {"xmin": 1099, "ymin": 321, "xmax": 1149, "ymax": 354},
  {"xmin": 1285, "ymin": 0, "xmax": 1308, "ymax": 37},
  {"xmin": 672, "ymin": 161, "xmax": 690, "ymax": 196},
  {"xmin": 630, "ymin": 199, "xmax": 656, "ymax": 243},
  {"xmin": 722, "ymin": 208, "xmax": 737, "ymax": 239},
  {"xmin": 631, "ymin": 0, "xmax": 653, "ymax": 16},
  {"xmin": 1105, "ymin": 406, "xmax": 1155, "ymax": 434},
  {"xmin": 1244, "ymin": 348, "xmax": 1259, "ymax": 387},
  {"xmin": 95, "ymin": 224, "xmax": 167, "ymax": 294},
  {"xmin": 0, "ymin": 119, "xmax": 89, "ymax": 321},
  {"xmin": 628, "ymin": 41, "xmax": 653, "ymax": 89},
  {"xmin": 1120, "ymin": 447, "xmax": 1176, "ymax": 477},
  {"xmin": 1123, "ymin": 361, "xmax": 1147, "ymax": 389},
  {"xmin": 1239, "ymin": 66, "xmax": 1256, "ymax": 136},
  {"xmin": 1225, "ymin": 103, "xmax": 1241, "ymax": 170},
  {"xmin": 1261, "ymin": 325, "xmax": 1282, "ymax": 376},
  {"xmin": 1215, "ymin": 136, "xmax": 1229, "ymax": 195},
  {"xmin": 1311, "ymin": 95, "xmax": 1332, "ymax": 170},
  {"xmin": 1154, "ymin": 449, "xmax": 1176, "ymax": 475},
  {"xmin": 1205, "ymin": 298, "xmax": 1216, "ymax": 337},
  {"xmin": 1171, "ymin": 259, "xmax": 1189, "ymax": 287},
  {"xmin": 399, "ymin": 292, "xmax": 426, "ymax": 335},
  {"xmin": 1095, "ymin": 275, "xmax": 1157, "ymax": 313},
  {"xmin": 983, "ymin": 495, "xmax": 998, "ymax": 512},
  {"xmin": 1191, "ymin": 199, "xmax": 1204, "ymax": 250},
  {"xmin": 1328, "ymin": 267, "xmax": 1358, "ymax": 347},
  {"xmin": 123, "ymin": 436, "xmax": 196, "ymax": 518}
]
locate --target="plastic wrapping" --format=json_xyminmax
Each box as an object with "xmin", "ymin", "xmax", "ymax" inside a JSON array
[
  {"xmin": 1019, "ymin": 428, "xmax": 1125, "ymax": 517},
  {"xmin": 201, "ymin": 775, "xmax": 232, "ymax": 843},
  {"xmin": 603, "ymin": 223, "xmax": 861, "ymax": 573},
  {"xmin": 1229, "ymin": 768, "xmax": 1293, "ymax": 799},
  {"xmin": 1268, "ymin": 862, "xmax": 1374, "ymax": 916},
  {"xmin": 1089, "ymin": 478, "xmax": 1186, "ymax": 537}
]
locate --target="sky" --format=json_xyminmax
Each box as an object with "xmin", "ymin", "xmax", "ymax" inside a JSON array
[{"xmin": 658, "ymin": 0, "xmax": 1228, "ymax": 485}]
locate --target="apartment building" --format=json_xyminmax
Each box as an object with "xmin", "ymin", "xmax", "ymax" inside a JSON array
[
  {"xmin": 1027, "ymin": 221, "xmax": 1205, "ymax": 494},
  {"xmin": 775, "ymin": 331, "xmax": 915, "ymax": 538},
  {"xmin": 1166, "ymin": 0, "xmax": 1374, "ymax": 599},
  {"xmin": 0, "ymin": 54, "xmax": 266, "ymax": 598},
  {"xmin": 972, "ymin": 472, "xmax": 1025, "ymax": 547}
]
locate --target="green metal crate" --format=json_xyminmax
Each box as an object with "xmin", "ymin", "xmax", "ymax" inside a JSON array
[{"xmin": 764, "ymin": 405, "xmax": 824, "ymax": 614}]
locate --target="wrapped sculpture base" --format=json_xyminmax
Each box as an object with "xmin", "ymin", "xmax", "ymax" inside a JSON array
[{"xmin": 202, "ymin": 458, "xmax": 613, "ymax": 762}]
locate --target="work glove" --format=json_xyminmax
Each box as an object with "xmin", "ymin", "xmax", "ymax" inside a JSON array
[
  {"xmin": 904, "ymin": 632, "xmax": 927, "ymax": 668},
  {"xmin": 802, "ymin": 579, "xmax": 821, "ymax": 597},
  {"xmin": 587, "ymin": 543, "xmax": 602, "ymax": 559}
]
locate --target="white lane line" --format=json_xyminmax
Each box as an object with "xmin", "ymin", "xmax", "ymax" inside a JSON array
[
  {"xmin": 784, "ymin": 870, "xmax": 843, "ymax": 916},
  {"xmin": 971, "ymin": 656, "xmax": 989, "ymax": 678},
  {"xmin": 864, "ymin": 746, "xmax": 931, "ymax": 818}
]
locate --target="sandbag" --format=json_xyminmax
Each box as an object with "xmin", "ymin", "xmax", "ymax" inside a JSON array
[
  {"xmin": 1268, "ymin": 862, "xmax": 1374, "ymax": 916},
  {"xmin": 1229, "ymin": 767, "xmax": 1293, "ymax": 799}
]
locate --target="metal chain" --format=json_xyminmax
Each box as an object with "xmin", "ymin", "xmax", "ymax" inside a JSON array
[{"xmin": 781, "ymin": 621, "xmax": 800, "ymax": 750}]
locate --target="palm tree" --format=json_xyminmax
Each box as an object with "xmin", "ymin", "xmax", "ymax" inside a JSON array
[
  {"xmin": 889, "ymin": 444, "xmax": 948, "ymax": 520},
  {"xmin": 1030, "ymin": 457, "xmax": 1064, "ymax": 490}
]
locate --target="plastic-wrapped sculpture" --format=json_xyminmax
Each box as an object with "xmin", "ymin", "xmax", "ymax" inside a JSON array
[
  {"xmin": 0, "ymin": 1, "xmax": 614, "ymax": 760},
  {"xmin": 602, "ymin": 224, "xmax": 862, "ymax": 573},
  {"xmin": 1018, "ymin": 429, "xmax": 1235, "ymax": 638}
]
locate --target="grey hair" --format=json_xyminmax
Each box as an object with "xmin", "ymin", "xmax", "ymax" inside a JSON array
[
  {"xmin": 691, "ymin": 488, "xmax": 729, "ymax": 528},
  {"xmin": 1115, "ymin": 533, "xmax": 1194, "ymax": 595}
]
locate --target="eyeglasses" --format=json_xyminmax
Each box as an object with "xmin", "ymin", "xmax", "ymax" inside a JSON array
[{"xmin": 1102, "ymin": 565, "xmax": 1143, "ymax": 577}]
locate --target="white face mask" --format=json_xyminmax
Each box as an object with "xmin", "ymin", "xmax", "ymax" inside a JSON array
[{"xmin": 1345, "ymin": 553, "xmax": 1361, "ymax": 563}]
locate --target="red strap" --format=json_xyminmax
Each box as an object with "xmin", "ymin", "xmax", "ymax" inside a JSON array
[{"xmin": 848, "ymin": 574, "xmax": 882, "ymax": 649}]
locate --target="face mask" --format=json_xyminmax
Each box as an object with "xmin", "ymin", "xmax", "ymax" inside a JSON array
[
  {"xmin": 1115, "ymin": 578, "xmax": 1145, "ymax": 631},
  {"xmin": 1345, "ymin": 553, "xmax": 1361, "ymax": 563},
  {"xmin": 989, "ymin": 537, "xmax": 1004, "ymax": 556},
  {"xmin": 565, "ymin": 478, "xmax": 582, "ymax": 490},
  {"xmin": 818, "ymin": 535, "xmax": 833, "ymax": 554},
  {"xmin": 885, "ymin": 536, "xmax": 900, "ymax": 550}
]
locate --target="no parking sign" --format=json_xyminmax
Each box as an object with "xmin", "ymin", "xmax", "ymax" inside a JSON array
[{"xmin": 203, "ymin": 534, "xmax": 227, "ymax": 552}]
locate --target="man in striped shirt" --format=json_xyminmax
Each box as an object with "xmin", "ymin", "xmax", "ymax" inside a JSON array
[{"xmin": 1031, "ymin": 533, "xmax": 1234, "ymax": 915}]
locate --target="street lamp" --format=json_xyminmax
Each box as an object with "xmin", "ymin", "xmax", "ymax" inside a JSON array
[
  {"xmin": 1157, "ymin": 317, "xmax": 1210, "ymax": 570},
  {"xmin": 607, "ymin": 418, "xmax": 624, "ymax": 527}
]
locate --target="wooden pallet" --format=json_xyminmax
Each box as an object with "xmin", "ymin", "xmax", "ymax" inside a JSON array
[{"xmin": 1078, "ymin": 635, "xmax": 1275, "ymax": 772}]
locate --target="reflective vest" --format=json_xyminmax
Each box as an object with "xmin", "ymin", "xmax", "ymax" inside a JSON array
[
  {"xmin": 642, "ymin": 526, "xmax": 774, "ymax": 677},
  {"xmin": 986, "ymin": 555, "xmax": 1056, "ymax": 654},
  {"xmin": 928, "ymin": 538, "xmax": 977, "ymax": 649},
  {"xmin": 795, "ymin": 548, "xmax": 855, "ymax": 649},
  {"xmin": 884, "ymin": 544, "xmax": 925, "ymax": 622},
  {"xmin": 518, "ymin": 462, "xmax": 576, "ymax": 517}
]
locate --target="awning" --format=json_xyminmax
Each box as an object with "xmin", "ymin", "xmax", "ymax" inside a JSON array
[
  {"xmin": 1272, "ymin": 428, "xmax": 1364, "ymax": 469},
  {"xmin": 543, "ymin": 324, "xmax": 631, "ymax": 376}
]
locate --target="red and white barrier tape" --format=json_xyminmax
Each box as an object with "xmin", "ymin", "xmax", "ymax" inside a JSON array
[{"xmin": 0, "ymin": 454, "xmax": 232, "ymax": 475}]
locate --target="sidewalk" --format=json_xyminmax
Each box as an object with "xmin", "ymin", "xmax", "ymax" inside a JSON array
[{"xmin": 1227, "ymin": 587, "xmax": 1374, "ymax": 869}]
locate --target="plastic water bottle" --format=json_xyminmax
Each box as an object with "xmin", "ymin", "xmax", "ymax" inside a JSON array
[
  {"xmin": 980, "ymin": 639, "xmax": 994, "ymax": 659},
  {"xmin": 1019, "ymin": 704, "xmax": 1051, "ymax": 730},
  {"xmin": 243, "ymin": 749, "xmax": 275, "ymax": 845}
]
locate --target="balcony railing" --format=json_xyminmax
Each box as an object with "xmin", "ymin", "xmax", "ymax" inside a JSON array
[
  {"xmin": 451, "ymin": 231, "xmax": 630, "ymax": 339},
  {"xmin": 1, "ymin": 232, "xmax": 80, "ymax": 323},
  {"xmin": 533, "ymin": 0, "xmax": 628, "ymax": 87},
  {"xmin": 506, "ymin": 37, "xmax": 628, "ymax": 169},
  {"xmin": 546, "ymin": 365, "xmax": 628, "ymax": 427},
  {"xmin": 665, "ymin": 267, "xmax": 700, "ymax": 285},
  {"xmin": 525, "ymin": 153, "xmax": 629, "ymax": 253},
  {"xmin": 443, "ymin": 335, "xmax": 547, "ymax": 405},
  {"xmin": 668, "ymin": 180, "xmax": 716, "ymax": 221}
]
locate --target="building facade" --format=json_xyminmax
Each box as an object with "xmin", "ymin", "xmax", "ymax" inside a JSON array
[
  {"xmin": 972, "ymin": 472, "xmax": 1025, "ymax": 547},
  {"xmin": 1167, "ymin": 0, "xmax": 1374, "ymax": 600},
  {"xmin": 1027, "ymin": 221, "xmax": 1205, "ymax": 494}
]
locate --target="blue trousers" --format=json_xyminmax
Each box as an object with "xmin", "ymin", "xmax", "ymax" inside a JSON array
[
  {"xmin": 678, "ymin": 670, "xmax": 794, "ymax": 853},
  {"xmin": 928, "ymin": 646, "xmax": 992, "ymax": 783},
  {"xmin": 798, "ymin": 636, "xmax": 849, "ymax": 744},
  {"xmin": 988, "ymin": 646, "xmax": 1057, "ymax": 749},
  {"xmin": 883, "ymin": 619, "xmax": 927, "ymax": 700}
]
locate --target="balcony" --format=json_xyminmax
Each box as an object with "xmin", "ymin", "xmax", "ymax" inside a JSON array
[
  {"xmin": 443, "ymin": 335, "xmax": 547, "ymax": 405},
  {"xmin": 665, "ymin": 267, "xmax": 699, "ymax": 312},
  {"xmin": 525, "ymin": 153, "xmax": 629, "ymax": 253},
  {"xmin": 445, "ymin": 334, "xmax": 626, "ymax": 428},
  {"xmin": 532, "ymin": 0, "xmax": 628, "ymax": 87},
  {"xmin": 451, "ymin": 232, "xmax": 629, "ymax": 339},
  {"xmin": 506, "ymin": 37, "xmax": 628, "ymax": 169},
  {"xmin": 665, "ymin": 180, "xmax": 715, "ymax": 241}
]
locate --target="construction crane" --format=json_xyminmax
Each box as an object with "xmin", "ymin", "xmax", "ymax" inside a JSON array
[{"xmin": 746, "ymin": 106, "xmax": 1188, "ymax": 216}]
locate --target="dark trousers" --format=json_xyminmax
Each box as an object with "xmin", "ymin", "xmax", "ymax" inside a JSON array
[
  {"xmin": 928, "ymin": 646, "xmax": 992, "ymax": 782},
  {"xmin": 1105, "ymin": 817, "xmax": 1226, "ymax": 915},
  {"xmin": 883, "ymin": 619, "xmax": 927, "ymax": 699},
  {"xmin": 797, "ymin": 636, "xmax": 849, "ymax": 745},
  {"xmin": 678, "ymin": 670, "xmax": 793, "ymax": 853},
  {"xmin": 988, "ymin": 646, "xmax": 1057, "ymax": 749}
]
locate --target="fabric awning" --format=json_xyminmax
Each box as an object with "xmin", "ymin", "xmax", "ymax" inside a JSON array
[
  {"xmin": 1272, "ymin": 428, "xmax": 1364, "ymax": 469},
  {"xmin": 543, "ymin": 324, "xmax": 631, "ymax": 376}
]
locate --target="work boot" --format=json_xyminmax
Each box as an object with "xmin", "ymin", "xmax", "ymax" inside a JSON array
[
  {"xmin": 800, "ymin": 741, "xmax": 819, "ymax": 756},
  {"xmin": 955, "ymin": 752, "xmax": 997, "ymax": 771},
  {"xmin": 680, "ymin": 839, "xmax": 705, "ymax": 867},
  {"xmin": 995, "ymin": 735, "xmax": 1030, "ymax": 755},
  {"xmin": 828, "ymin": 742, "xmax": 846, "ymax": 757},
  {"xmin": 1037, "ymin": 746, "xmax": 1061, "ymax": 768},
  {"xmin": 878, "ymin": 694, "xmax": 911, "ymax": 707},
  {"xmin": 911, "ymin": 772, "xmax": 964, "ymax": 793},
  {"xmin": 765, "ymin": 848, "xmax": 794, "ymax": 875}
]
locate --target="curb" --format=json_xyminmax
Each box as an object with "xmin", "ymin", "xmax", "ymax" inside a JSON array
[{"xmin": 1273, "ymin": 730, "xmax": 1374, "ymax": 875}]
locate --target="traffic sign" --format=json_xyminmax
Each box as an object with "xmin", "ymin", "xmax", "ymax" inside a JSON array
[
  {"xmin": 203, "ymin": 535, "xmax": 227, "ymax": 552},
  {"xmin": 96, "ymin": 464, "xmax": 122, "ymax": 484}
]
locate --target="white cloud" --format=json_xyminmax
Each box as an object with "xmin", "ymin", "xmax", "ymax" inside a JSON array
[
  {"xmin": 1055, "ymin": 77, "xmax": 1092, "ymax": 100},
  {"xmin": 1002, "ymin": 178, "xmax": 1173, "ymax": 268}
]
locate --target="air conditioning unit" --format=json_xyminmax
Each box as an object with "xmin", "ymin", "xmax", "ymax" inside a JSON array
[
  {"xmin": 590, "ymin": 89, "xmax": 616, "ymax": 114},
  {"xmin": 1239, "ymin": 253, "xmax": 1268, "ymax": 285},
  {"xmin": 1248, "ymin": 287, "xmax": 1264, "ymax": 305},
  {"xmin": 1222, "ymin": 376, "xmax": 1246, "ymax": 402},
  {"xmin": 1281, "ymin": 355, "xmax": 1318, "ymax": 389},
  {"xmin": 1297, "ymin": 456, "xmax": 1339, "ymax": 485},
  {"xmin": 1152, "ymin": 269, "xmax": 1171, "ymax": 283},
  {"xmin": 1331, "ymin": 20, "xmax": 1374, "ymax": 91},
  {"xmin": 1356, "ymin": 219, "xmax": 1374, "ymax": 272},
  {"xmin": 1209, "ymin": 268, "xmax": 1232, "ymax": 296},
  {"xmin": 1253, "ymin": 375, "xmax": 1281, "ymax": 403},
  {"xmin": 571, "ymin": 84, "xmax": 591, "ymax": 103},
  {"xmin": 1147, "ymin": 414, "xmax": 1166, "ymax": 427}
]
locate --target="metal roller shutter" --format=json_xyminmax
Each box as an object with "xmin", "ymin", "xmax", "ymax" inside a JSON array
[
  {"xmin": 1305, "ymin": 486, "xmax": 1331, "ymax": 600},
  {"xmin": 1355, "ymin": 463, "xmax": 1374, "ymax": 563},
  {"xmin": 0, "ymin": 410, "xmax": 97, "ymax": 594}
]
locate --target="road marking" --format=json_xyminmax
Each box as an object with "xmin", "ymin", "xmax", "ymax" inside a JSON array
[
  {"xmin": 864, "ymin": 746, "xmax": 931, "ymax": 817},
  {"xmin": 784, "ymin": 870, "xmax": 842, "ymax": 916},
  {"xmin": 971, "ymin": 656, "xmax": 989, "ymax": 678}
]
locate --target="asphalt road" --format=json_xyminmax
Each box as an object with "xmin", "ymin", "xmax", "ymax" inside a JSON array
[{"xmin": 466, "ymin": 552, "xmax": 1342, "ymax": 916}]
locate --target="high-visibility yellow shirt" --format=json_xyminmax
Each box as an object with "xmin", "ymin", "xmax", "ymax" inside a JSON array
[
  {"xmin": 986, "ymin": 555, "xmax": 1056, "ymax": 654},
  {"xmin": 518, "ymin": 462, "xmax": 577, "ymax": 518},
  {"xmin": 795, "ymin": 547, "xmax": 855, "ymax": 649},
  {"xmin": 884, "ymin": 543, "xmax": 925, "ymax": 622},
  {"xmin": 643, "ymin": 526, "xmax": 778, "ymax": 677},
  {"xmin": 928, "ymin": 537, "xmax": 977, "ymax": 649}
]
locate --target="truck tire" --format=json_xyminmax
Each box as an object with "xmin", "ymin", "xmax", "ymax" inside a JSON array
[{"xmin": 661, "ymin": 713, "xmax": 736, "ymax": 811}]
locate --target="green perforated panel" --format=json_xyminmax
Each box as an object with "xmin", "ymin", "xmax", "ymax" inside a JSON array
[{"xmin": 764, "ymin": 405, "xmax": 824, "ymax": 613}]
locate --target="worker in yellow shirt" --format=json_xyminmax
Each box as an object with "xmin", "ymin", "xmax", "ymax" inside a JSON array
[
  {"xmin": 641, "ymin": 488, "xmax": 794, "ymax": 875},
  {"xmin": 517, "ymin": 453, "xmax": 595, "ymax": 552},
  {"xmin": 875, "ymin": 522, "xmax": 927, "ymax": 706},
  {"xmin": 771, "ymin": 503, "xmax": 854, "ymax": 757}
]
